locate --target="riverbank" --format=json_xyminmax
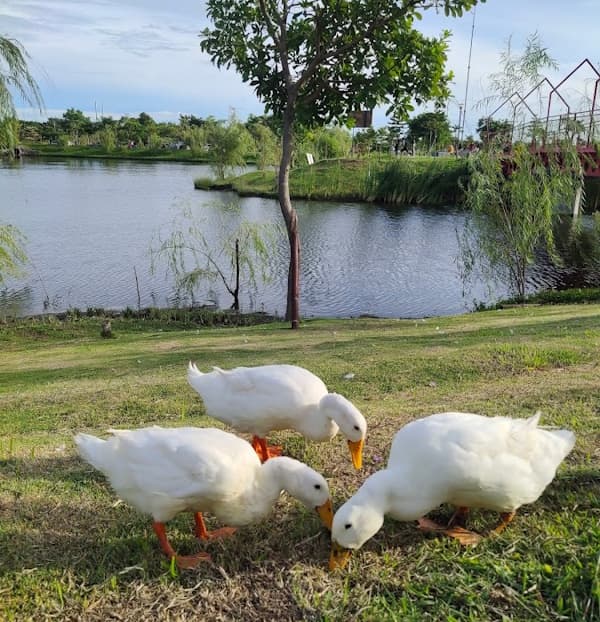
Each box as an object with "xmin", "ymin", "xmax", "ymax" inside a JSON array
[
  {"xmin": 21, "ymin": 143, "xmax": 212, "ymax": 163},
  {"xmin": 1, "ymin": 304, "xmax": 598, "ymax": 621}
]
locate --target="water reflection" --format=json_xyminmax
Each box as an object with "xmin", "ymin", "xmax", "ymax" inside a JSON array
[{"xmin": 1, "ymin": 157, "xmax": 599, "ymax": 319}]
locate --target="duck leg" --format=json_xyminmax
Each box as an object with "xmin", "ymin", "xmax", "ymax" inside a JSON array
[
  {"xmin": 194, "ymin": 512, "xmax": 237, "ymax": 540},
  {"xmin": 251, "ymin": 435, "xmax": 282, "ymax": 462},
  {"xmin": 447, "ymin": 506, "xmax": 470, "ymax": 527},
  {"xmin": 490, "ymin": 511, "xmax": 516, "ymax": 536},
  {"xmin": 152, "ymin": 521, "xmax": 212, "ymax": 569}
]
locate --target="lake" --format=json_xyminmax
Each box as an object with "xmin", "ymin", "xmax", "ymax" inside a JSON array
[{"xmin": 1, "ymin": 157, "xmax": 598, "ymax": 319}]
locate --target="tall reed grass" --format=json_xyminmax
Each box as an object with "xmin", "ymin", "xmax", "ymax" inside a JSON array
[{"xmin": 363, "ymin": 156, "xmax": 469, "ymax": 205}]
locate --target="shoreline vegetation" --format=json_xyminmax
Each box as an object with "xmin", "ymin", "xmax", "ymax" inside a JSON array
[
  {"xmin": 18, "ymin": 142, "xmax": 213, "ymax": 164},
  {"xmin": 199, "ymin": 156, "xmax": 600, "ymax": 208},
  {"xmin": 3, "ymin": 288, "xmax": 600, "ymax": 329},
  {"xmin": 1, "ymin": 302, "xmax": 599, "ymax": 620}
]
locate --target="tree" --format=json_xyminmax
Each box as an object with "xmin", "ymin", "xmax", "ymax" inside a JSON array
[
  {"xmin": 0, "ymin": 35, "xmax": 43, "ymax": 146},
  {"xmin": 201, "ymin": 0, "xmax": 482, "ymax": 327},
  {"xmin": 204, "ymin": 113, "xmax": 253, "ymax": 180},
  {"xmin": 297, "ymin": 126, "xmax": 352, "ymax": 162},
  {"xmin": 461, "ymin": 32, "xmax": 585, "ymax": 300},
  {"xmin": 1, "ymin": 35, "xmax": 43, "ymax": 286},
  {"xmin": 151, "ymin": 206, "xmax": 276, "ymax": 311},
  {"xmin": 406, "ymin": 111, "xmax": 453, "ymax": 151},
  {"xmin": 477, "ymin": 32, "xmax": 558, "ymax": 142},
  {"xmin": 99, "ymin": 126, "xmax": 117, "ymax": 152},
  {"xmin": 180, "ymin": 114, "xmax": 206, "ymax": 128},
  {"xmin": 0, "ymin": 224, "xmax": 27, "ymax": 286},
  {"xmin": 0, "ymin": 116, "xmax": 20, "ymax": 152},
  {"xmin": 247, "ymin": 120, "xmax": 280, "ymax": 170},
  {"xmin": 476, "ymin": 117, "xmax": 513, "ymax": 144},
  {"xmin": 62, "ymin": 108, "xmax": 92, "ymax": 145},
  {"xmin": 481, "ymin": 32, "xmax": 558, "ymax": 114},
  {"xmin": 460, "ymin": 142, "xmax": 582, "ymax": 299}
]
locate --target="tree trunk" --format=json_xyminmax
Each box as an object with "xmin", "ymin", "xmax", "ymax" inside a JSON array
[
  {"xmin": 232, "ymin": 238, "xmax": 240, "ymax": 311},
  {"xmin": 278, "ymin": 102, "xmax": 300, "ymax": 328}
]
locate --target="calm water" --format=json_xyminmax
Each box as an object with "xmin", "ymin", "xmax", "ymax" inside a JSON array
[{"xmin": 1, "ymin": 158, "xmax": 597, "ymax": 319}]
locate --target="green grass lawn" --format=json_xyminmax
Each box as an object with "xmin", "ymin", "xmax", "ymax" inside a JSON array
[{"xmin": 1, "ymin": 305, "xmax": 599, "ymax": 621}]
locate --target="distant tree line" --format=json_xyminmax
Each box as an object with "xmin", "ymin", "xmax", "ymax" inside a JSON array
[{"xmin": 17, "ymin": 107, "xmax": 507, "ymax": 165}]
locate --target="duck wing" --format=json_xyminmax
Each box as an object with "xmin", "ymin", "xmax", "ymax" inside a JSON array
[
  {"xmin": 106, "ymin": 427, "xmax": 259, "ymax": 502},
  {"xmin": 190, "ymin": 365, "xmax": 328, "ymax": 433},
  {"xmin": 388, "ymin": 412, "xmax": 575, "ymax": 511}
]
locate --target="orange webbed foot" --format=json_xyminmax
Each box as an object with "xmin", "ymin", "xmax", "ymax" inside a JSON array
[
  {"xmin": 251, "ymin": 436, "xmax": 282, "ymax": 462},
  {"xmin": 265, "ymin": 444, "xmax": 283, "ymax": 458},
  {"xmin": 443, "ymin": 526, "xmax": 483, "ymax": 546},
  {"xmin": 175, "ymin": 552, "xmax": 212, "ymax": 569},
  {"xmin": 417, "ymin": 517, "xmax": 483, "ymax": 546},
  {"xmin": 194, "ymin": 512, "xmax": 237, "ymax": 541},
  {"xmin": 204, "ymin": 526, "xmax": 237, "ymax": 540},
  {"xmin": 417, "ymin": 517, "xmax": 448, "ymax": 532}
]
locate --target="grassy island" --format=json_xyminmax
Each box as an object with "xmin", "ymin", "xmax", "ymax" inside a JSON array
[{"xmin": 195, "ymin": 156, "xmax": 469, "ymax": 205}]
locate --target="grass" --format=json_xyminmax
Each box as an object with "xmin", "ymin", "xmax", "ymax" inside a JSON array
[
  {"xmin": 195, "ymin": 156, "xmax": 470, "ymax": 206},
  {"xmin": 1, "ymin": 305, "xmax": 599, "ymax": 621}
]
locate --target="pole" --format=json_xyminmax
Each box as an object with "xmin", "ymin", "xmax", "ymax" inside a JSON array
[{"xmin": 461, "ymin": 7, "xmax": 476, "ymax": 143}]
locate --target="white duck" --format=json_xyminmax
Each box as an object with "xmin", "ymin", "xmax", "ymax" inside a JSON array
[
  {"xmin": 187, "ymin": 362, "xmax": 367, "ymax": 468},
  {"xmin": 74, "ymin": 426, "xmax": 333, "ymax": 569},
  {"xmin": 330, "ymin": 411, "xmax": 575, "ymax": 570}
]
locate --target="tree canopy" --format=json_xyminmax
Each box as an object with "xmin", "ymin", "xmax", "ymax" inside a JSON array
[
  {"xmin": 0, "ymin": 35, "xmax": 43, "ymax": 121},
  {"xmin": 201, "ymin": 1, "xmax": 483, "ymax": 127},
  {"xmin": 406, "ymin": 111, "xmax": 453, "ymax": 151},
  {"xmin": 201, "ymin": 0, "xmax": 484, "ymax": 326}
]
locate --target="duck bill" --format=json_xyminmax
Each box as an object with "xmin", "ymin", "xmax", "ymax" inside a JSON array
[
  {"xmin": 347, "ymin": 438, "xmax": 364, "ymax": 469},
  {"xmin": 316, "ymin": 498, "xmax": 333, "ymax": 530},
  {"xmin": 329, "ymin": 541, "xmax": 352, "ymax": 571}
]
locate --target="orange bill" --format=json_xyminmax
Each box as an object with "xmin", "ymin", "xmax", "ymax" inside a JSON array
[
  {"xmin": 329, "ymin": 541, "xmax": 352, "ymax": 571},
  {"xmin": 316, "ymin": 498, "xmax": 334, "ymax": 530},
  {"xmin": 347, "ymin": 438, "xmax": 364, "ymax": 469}
]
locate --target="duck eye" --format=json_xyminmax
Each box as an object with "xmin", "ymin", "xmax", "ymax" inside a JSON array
[
  {"xmin": 314, "ymin": 484, "xmax": 321, "ymax": 490},
  {"xmin": 353, "ymin": 425, "xmax": 360, "ymax": 431},
  {"xmin": 345, "ymin": 523, "xmax": 352, "ymax": 529}
]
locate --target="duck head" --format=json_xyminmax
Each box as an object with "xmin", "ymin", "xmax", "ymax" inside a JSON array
[
  {"xmin": 320, "ymin": 393, "xmax": 366, "ymax": 469},
  {"xmin": 274, "ymin": 457, "xmax": 333, "ymax": 529},
  {"xmin": 329, "ymin": 498, "xmax": 384, "ymax": 570}
]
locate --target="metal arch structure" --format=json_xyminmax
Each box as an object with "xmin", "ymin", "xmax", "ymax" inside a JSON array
[{"xmin": 487, "ymin": 59, "xmax": 600, "ymax": 178}]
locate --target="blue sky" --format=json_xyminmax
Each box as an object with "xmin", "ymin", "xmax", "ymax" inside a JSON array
[{"xmin": 3, "ymin": 0, "xmax": 600, "ymax": 136}]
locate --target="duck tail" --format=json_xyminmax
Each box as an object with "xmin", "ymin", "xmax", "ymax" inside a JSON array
[
  {"xmin": 74, "ymin": 433, "xmax": 110, "ymax": 472},
  {"xmin": 530, "ymin": 411, "xmax": 576, "ymax": 459},
  {"xmin": 187, "ymin": 360, "xmax": 206, "ymax": 389},
  {"xmin": 527, "ymin": 411, "xmax": 543, "ymax": 428},
  {"xmin": 550, "ymin": 428, "xmax": 576, "ymax": 458}
]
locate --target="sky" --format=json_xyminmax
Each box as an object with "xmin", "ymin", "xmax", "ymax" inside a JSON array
[{"xmin": 3, "ymin": 0, "xmax": 600, "ymax": 136}]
